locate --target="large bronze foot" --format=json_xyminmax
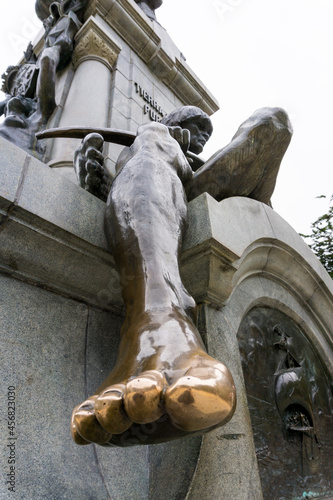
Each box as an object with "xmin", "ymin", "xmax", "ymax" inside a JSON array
[
  {"xmin": 71, "ymin": 122, "xmax": 236, "ymax": 447},
  {"xmin": 71, "ymin": 308, "xmax": 236, "ymax": 447}
]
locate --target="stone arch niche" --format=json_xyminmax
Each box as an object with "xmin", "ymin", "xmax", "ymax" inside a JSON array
[
  {"xmin": 237, "ymin": 307, "xmax": 333, "ymax": 499},
  {"xmin": 181, "ymin": 194, "xmax": 333, "ymax": 500}
]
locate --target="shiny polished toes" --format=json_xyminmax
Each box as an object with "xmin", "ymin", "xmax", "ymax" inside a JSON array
[
  {"xmin": 72, "ymin": 397, "xmax": 113, "ymax": 445},
  {"xmin": 165, "ymin": 364, "xmax": 236, "ymax": 432}
]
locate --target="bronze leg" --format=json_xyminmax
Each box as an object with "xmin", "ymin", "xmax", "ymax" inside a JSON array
[
  {"xmin": 71, "ymin": 123, "xmax": 236, "ymax": 447},
  {"xmin": 36, "ymin": 46, "xmax": 61, "ymax": 122},
  {"xmin": 186, "ymin": 107, "xmax": 293, "ymax": 205}
]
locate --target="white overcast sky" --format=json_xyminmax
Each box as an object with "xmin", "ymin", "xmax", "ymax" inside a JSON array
[{"xmin": 0, "ymin": 0, "xmax": 332, "ymax": 236}]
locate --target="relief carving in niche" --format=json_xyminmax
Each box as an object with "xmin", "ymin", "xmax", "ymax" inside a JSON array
[{"xmin": 237, "ymin": 307, "xmax": 333, "ymax": 500}]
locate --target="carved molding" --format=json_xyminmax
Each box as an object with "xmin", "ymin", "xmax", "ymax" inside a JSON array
[
  {"xmin": 181, "ymin": 194, "xmax": 333, "ymax": 370},
  {"xmin": 86, "ymin": 0, "xmax": 219, "ymax": 115},
  {"xmin": 73, "ymin": 30, "xmax": 117, "ymax": 68},
  {"xmin": 73, "ymin": 17, "xmax": 121, "ymax": 69}
]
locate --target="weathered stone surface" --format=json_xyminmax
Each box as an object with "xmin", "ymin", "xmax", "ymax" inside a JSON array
[
  {"xmin": 19, "ymin": 154, "xmax": 107, "ymax": 247},
  {"xmin": 0, "ymin": 138, "xmax": 122, "ymax": 310},
  {"xmin": 1, "ymin": 135, "xmax": 332, "ymax": 498},
  {"xmin": 0, "ymin": 137, "xmax": 28, "ymax": 213},
  {"xmin": 72, "ymin": 16, "xmax": 122, "ymax": 69},
  {"xmin": 50, "ymin": 58, "xmax": 113, "ymax": 170},
  {"xmin": 0, "ymin": 275, "xmax": 106, "ymax": 500},
  {"xmin": 182, "ymin": 194, "xmax": 333, "ymax": 317},
  {"xmin": 187, "ymin": 306, "xmax": 263, "ymax": 500}
]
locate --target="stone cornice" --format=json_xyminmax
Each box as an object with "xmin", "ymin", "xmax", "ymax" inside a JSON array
[{"xmin": 85, "ymin": 0, "xmax": 219, "ymax": 115}]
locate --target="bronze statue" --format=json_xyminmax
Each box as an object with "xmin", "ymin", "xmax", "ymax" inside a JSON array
[
  {"xmin": 35, "ymin": 0, "xmax": 87, "ymax": 23},
  {"xmin": 161, "ymin": 106, "xmax": 293, "ymax": 206},
  {"xmin": 134, "ymin": 0, "xmax": 163, "ymax": 21},
  {"xmin": 36, "ymin": 0, "xmax": 88, "ymax": 121},
  {"xmin": 69, "ymin": 105, "xmax": 292, "ymax": 447},
  {"xmin": 0, "ymin": 1, "xmax": 88, "ymax": 158},
  {"xmin": 237, "ymin": 308, "xmax": 333, "ymax": 497},
  {"xmin": 0, "ymin": 44, "xmax": 46, "ymax": 158},
  {"xmin": 0, "ymin": 96, "xmax": 45, "ymax": 158},
  {"xmin": 71, "ymin": 105, "xmax": 293, "ymax": 206}
]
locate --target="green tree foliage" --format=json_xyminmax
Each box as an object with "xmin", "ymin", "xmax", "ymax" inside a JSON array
[{"xmin": 301, "ymin": 195, "xmax": 333, "ymax": 278}]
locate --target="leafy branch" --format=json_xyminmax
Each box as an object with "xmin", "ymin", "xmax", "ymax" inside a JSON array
[{"xmin": 300, "ymin": 195, "xmax": 333, "ymax": 278}]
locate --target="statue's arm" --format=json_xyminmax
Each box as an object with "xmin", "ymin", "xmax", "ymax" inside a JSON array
[
  {"xmin": 64, "ymin": 0, "xmax": 89, "ymax": 16},
  {"xmin": 185, "ymin": 134, "xmax": 262, "ymax": 202},
  {"xmin": 73, "ymin": 124, "xmax": 192, "ymax": 201},
  {"xmin": 74, "ymin": 133, "xmax": 114, "ymax": 202}
]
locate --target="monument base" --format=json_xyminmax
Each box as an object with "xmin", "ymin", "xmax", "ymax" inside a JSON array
[{"xmin": 1, "ymin": 137, "xmax": 332, "ymax": 498}]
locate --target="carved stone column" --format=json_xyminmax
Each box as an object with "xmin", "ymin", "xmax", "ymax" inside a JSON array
[{"xmin": 49, "ymin": 17, "xmax": 121, "ymax": 179}]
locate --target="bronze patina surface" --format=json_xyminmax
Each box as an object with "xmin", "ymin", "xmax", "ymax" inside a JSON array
[
  {"xmin": 71, "ymin": 121, "xmax": 237, "ymax": 446},
  {"xmin": 0, "ymin": 1, "xmax": 88, "ymax": 158},
  {"xmin": 67, "ymin": 105, "xmax": 292, "ymax": 447},
  {"xmin": 134, "ymin": 0, "xmax": 163, "ymax": 21}
]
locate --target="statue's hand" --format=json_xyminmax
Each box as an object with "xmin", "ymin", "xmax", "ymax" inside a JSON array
[
  {"xmin": 43, "ymin": 14, "xmax": 55, "ymax": 32},
  {"xmin": 167, "ymin": 126, "xmax": 190, "ymax": 154},
  {"xmin": 74, "ymin": 133, "xmax": 113, "ymax": 202}
]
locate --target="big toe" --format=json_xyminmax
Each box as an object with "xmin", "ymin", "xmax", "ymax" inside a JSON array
[{"xmin": 165, "ymin": 365, "xmax": 236, "ymax": 432}]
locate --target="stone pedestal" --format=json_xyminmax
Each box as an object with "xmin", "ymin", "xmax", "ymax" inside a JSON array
[
  {"xmin": 0, "ymin": 137, "xmax": 261, "ymax": 499},
  {"xmin": 42, "ymin": 0, "xmax": 219, "ymax": 179},
  {"xmin": 1, "ymin": 0, "xmax": 332, "ymax": 497},
  {"xmin": 1, "ymin": 137, "xmax": 332, "ymax": 498}
]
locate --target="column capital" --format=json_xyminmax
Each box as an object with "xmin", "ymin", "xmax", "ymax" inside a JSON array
[{"xmin": 73, "ymin": 17, "xmax": 122, "ymax": 70}]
